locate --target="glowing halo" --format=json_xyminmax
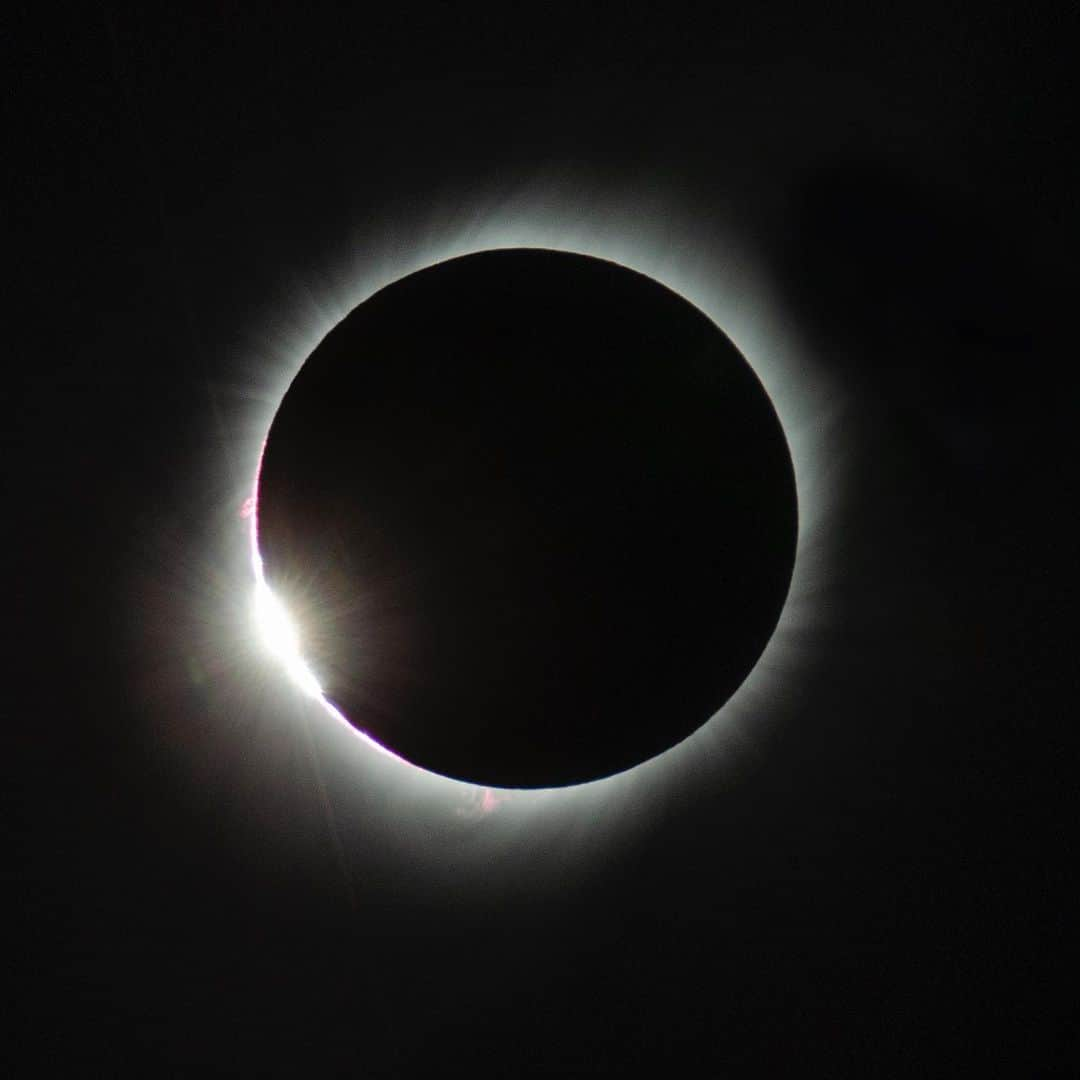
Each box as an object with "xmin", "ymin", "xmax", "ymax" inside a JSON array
[{"xmin": 231, "ymin": 192, "xmax": 848, "ymax": 837}]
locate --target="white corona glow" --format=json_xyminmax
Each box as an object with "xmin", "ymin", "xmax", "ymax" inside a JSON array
[{"xmin": 232, "ymin": 183, "xmax": 850, "ymax": 831}]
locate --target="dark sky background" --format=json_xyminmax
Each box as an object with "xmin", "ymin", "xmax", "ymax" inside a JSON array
[{"xmin": 7, "ymin": 4, "xmax": 1075, "ymax": 1074}]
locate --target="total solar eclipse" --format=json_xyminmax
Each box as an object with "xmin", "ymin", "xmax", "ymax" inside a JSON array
[{"xmin": 255, "ymin": 249, "xmax": 797, "ymax": 788}]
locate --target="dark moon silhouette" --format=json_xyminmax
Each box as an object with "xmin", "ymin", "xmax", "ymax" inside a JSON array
[{"xmin": 256, "ymin": 249, "xmax": 797, "ymax": 787}]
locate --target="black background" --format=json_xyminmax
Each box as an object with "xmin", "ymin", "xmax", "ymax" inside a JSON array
[{"xmin": 7, "ymin": 4, "xmax": 1075, "ymax": 1074}]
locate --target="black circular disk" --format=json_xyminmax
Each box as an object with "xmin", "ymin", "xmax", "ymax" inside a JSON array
[{"xmin": 257, "ymin": 249, "xmax": 797, "ymax": 787}]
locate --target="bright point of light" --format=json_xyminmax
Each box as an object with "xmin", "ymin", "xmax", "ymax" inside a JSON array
[{"xmin": 252, "ymin": 575, "xmax": 322, "ymax": 699}]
